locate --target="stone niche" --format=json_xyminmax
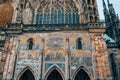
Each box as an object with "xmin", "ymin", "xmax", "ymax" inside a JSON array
[{"xmin": 0, "ymin": 1, "xmax": 14, "ymax": 27}]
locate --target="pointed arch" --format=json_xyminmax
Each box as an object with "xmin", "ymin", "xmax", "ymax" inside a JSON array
[
  {"xmin": 72, "ymin": 66, "xmax": 93, "ymax": 80},
  {"xmin": 44, "ymin": 65, "xmax": 65, "ymax": 80},
  {"xmin": 76, "ymin": 38, "xmax": 82, "ymax": 50},
  {"xmin": 27, "ymin": 38, "xmax": 34, "ymax": 50},
  {"xmin": 17, "ymin": 66, "xmax": 36, "ymax": 80}
]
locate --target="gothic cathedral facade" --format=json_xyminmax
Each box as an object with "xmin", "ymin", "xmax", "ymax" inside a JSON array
[{"xmin": 0, "ymin": 0, "xmax": 119, "ymax": 80}]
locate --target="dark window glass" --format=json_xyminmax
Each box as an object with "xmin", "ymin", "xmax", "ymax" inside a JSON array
[
  {"xmin": 29, "ymin": 40, "xmax": 33, "ymax": 50},
  {"xmin": 77, "ymin": 39, "xmax": 82, "ymax": 49}
]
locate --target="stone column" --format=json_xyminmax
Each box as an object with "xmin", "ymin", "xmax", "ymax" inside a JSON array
[
  {"xmin": 39, "ymin": 39, "xmax": 44, "ymax": 80},
  {"xmin": 90, "ymin": 34, "xmax": 97, "ymax": 80},
  {"xmin": 66, "ymin": 38, "xmax": 71, "ymax": 80},
  {"xmin": 7, "ymin": 37, "xmax": 18, "ymax": 79}
]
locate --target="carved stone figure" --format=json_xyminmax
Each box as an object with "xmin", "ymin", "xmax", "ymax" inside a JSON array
[
  {"xmin": 16, "ymin": 4, "xmax": 23, "ymax": 23},
  {"xmin": 23, "ymin": 1, "xmax": 33, "ymax": 24}
]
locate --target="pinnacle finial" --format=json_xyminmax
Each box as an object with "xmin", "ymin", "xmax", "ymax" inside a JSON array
[
  {"xmin": 103, "ymin": 0, "xmax": 106, "ymax": 7},
  {"xmin": 107, "ymin": 0, "xmax": 110, "ymax": 6}
]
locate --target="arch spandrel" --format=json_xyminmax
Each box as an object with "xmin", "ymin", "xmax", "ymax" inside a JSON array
[{"xmin": 0, "ymin": 1, "xmax": 14, "ymax": 27}]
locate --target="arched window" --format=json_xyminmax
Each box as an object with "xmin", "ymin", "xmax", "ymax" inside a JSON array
[
  {"xmin": 77, "ymin": 38, "xmax": 82, "ymax": 50},
  {"xmin": 28, "ymin": 38, "xmax": 33, "ymax": 50},
  {"xmin": 36, "ymin": 0, "xmax": 79, "ymax": 24}
]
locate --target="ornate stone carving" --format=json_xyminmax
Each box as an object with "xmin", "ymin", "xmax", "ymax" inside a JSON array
[
  {"xmin": 23, "ymin": 1, "xmax": 33, "ymax": 24},
  {"xmin": 16, "ymin": 4, "xmax": 23, "ymax": 23},
  {"xmin": 15, "ymin": 59, "xmax": 39, "ymax": 79}
]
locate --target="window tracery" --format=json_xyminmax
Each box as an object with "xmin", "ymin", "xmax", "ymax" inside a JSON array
[{"xmin": 36, "ymin": 0, "xmax": 79, "ymax": 24}]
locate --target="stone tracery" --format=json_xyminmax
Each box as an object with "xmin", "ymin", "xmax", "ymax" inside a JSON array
[{"xmin": 36, "ymin": 0, "xmax": 80, "ymax": 24}]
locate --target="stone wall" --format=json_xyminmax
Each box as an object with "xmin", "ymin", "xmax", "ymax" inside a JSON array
[{"xmin": 1, "ymin": 29, "xmax": 112, "ymax": 80}]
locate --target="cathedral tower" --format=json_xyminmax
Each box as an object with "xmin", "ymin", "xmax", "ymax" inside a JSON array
[{"xmin": 103, "ymin": 0, "xmax": 120, "ymax": 45}]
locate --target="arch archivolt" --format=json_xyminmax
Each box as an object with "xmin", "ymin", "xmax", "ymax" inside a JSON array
[
  {"xmin": 16, "ymin": 66, "xmax": 37, "ymax": 80},
  {"xmin": 43, "ymin": 65, "xmax": 65, "ymax": 80},
  {"xmin": 72, "ymin": 66, "xmax": 93, "ymax": 80}
]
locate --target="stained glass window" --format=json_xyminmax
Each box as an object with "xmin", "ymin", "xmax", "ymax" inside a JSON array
[{"xmin": 36, "ymin": 0, "xmax": 79, "ymax": 24}]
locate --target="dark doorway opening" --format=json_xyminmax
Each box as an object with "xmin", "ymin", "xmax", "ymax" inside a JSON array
[
  {"xmin": 19, "ymin": 69, "xmax": 35, "ymax": 80},
  {"xmin": 75, "ymin": 69, "xmax": 90, "ymax": 80},
  {"xmin": 47, "ymin": 69, "xmax": 63, "ymax": 80}
]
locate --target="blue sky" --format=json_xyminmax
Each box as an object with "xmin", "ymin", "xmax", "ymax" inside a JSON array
[{"xmin": 97, "ymin": 0, "xmax": 120, "ymax": 20}]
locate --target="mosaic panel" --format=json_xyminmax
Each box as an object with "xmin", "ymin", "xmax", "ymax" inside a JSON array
[
  {"xmin": 47, "ymin": 38, "xmax": 63, "ymax": 51},
  {"xmin": 71, "ymin": 55, "xmax": 92, "ymax": 66},
  {"xmin": 45, "ymin": 52, "xmax": 65, "ymax": 61}
]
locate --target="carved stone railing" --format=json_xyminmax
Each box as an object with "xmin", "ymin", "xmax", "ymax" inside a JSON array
[
  {"xmin": 88, "ymin": 22, "xmax": 106, "ymax": 28},
  {"xmin": 4, "ymin": 22, "xmax": 106, "ymax": 30},
  {"xmin": 0, "ymin": 22, "xmax": 107, "ymax": 34},
  {"xmin": 5, "ymin": 23, "xmax": 89, "ymax": 31}
]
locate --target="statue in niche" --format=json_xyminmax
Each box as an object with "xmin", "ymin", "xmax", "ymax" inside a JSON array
[
  {"xmin": 16, "ymin": 4, "xmax": 23, "ymax": 23},
  {"xmin": 23, "ymin": 1, "xmax": 33, "ymax": 24}
]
